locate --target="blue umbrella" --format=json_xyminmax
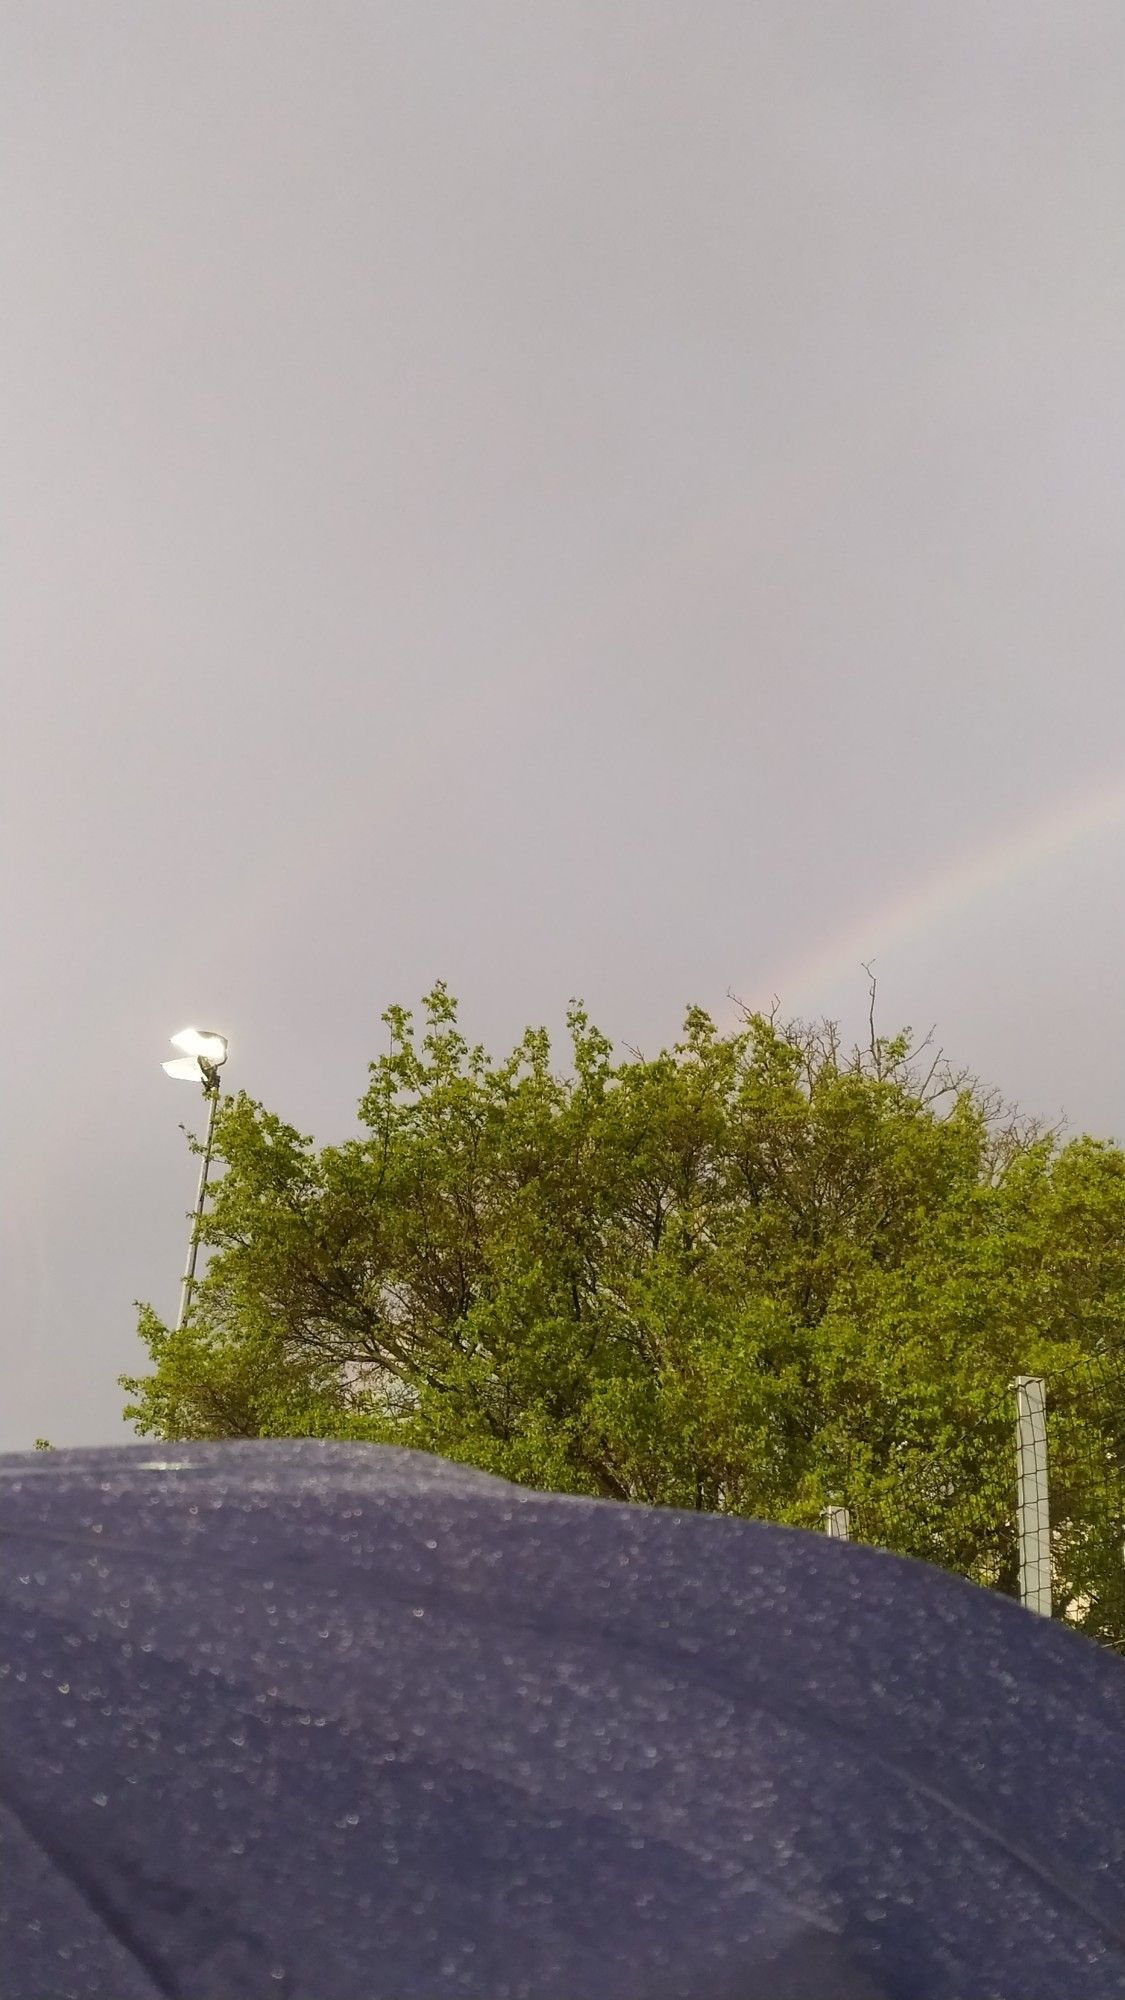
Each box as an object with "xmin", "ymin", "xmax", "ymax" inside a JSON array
[{"xmin": 1, "ymin": 1440, "xmax": 1122, "ymax": 1999}]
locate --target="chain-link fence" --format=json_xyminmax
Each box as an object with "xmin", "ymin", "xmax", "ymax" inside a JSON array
[{"xmin": 824, "ymin": 1351, "xmax": 1125, "ymax": 1655}]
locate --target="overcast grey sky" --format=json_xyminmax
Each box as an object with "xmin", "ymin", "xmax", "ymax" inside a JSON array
[{"xmin": 3, "ymin": 3, "xmax": 1124, "ymax": 1452}]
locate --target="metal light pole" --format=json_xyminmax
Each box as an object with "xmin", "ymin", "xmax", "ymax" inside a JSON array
[{"xmin": 162, "ymin": 1029, "xmax": 229, "ymax": 1331}]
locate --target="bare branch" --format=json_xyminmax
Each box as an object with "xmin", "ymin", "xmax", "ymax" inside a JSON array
[{"xmin": 861, "ymin": 961, "xmax": 879, "ymax": 1072}]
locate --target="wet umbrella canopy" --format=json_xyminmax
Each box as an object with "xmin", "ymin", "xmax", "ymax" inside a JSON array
[{"xmin": 1, "ymin": 1442, "xmax": 1123, "ymax": 1999}]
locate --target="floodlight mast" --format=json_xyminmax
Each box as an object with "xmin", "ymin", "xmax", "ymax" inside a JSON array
[{"xmin": 162, "ymin": 1030, "xmax": 228, "ymax": 1331}]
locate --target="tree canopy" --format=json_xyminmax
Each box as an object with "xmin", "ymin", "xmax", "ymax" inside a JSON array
[{"xmin": 124, "ymin": 985, "xmax": 1125, "ymax": 1638}]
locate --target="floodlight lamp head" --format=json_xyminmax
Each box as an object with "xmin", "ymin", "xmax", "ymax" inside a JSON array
[
  {"xmin": 170, "ymin": 1028, "xmax": 228, "ymax": 1066},
  {"xmin": 162, "ymin": 1057, "xmax": 207, "ymax": 1082},
  {"xmin": 163, "ymin": 1028, "xmax": 229, "ymax": 1093}
]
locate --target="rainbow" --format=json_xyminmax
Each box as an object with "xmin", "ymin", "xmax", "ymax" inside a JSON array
[{"xmin": 756, "ymin": 772, "xmax": 1125, "ymax": 1009}]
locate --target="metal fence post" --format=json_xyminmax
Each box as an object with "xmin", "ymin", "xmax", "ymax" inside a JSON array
[
  {"xmin": 1013, "ymin": 1375, "xmax": 1051, "ymax": 1616},
  {"xmin": 823, "ymin": 1504, "xmax": 851, "ymax": 1540}
]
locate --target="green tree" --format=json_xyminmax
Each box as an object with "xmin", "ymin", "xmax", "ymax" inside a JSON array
[{"xmin": 124, "ymin": 986, "xmax": 1125, "ymax": 1639}]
